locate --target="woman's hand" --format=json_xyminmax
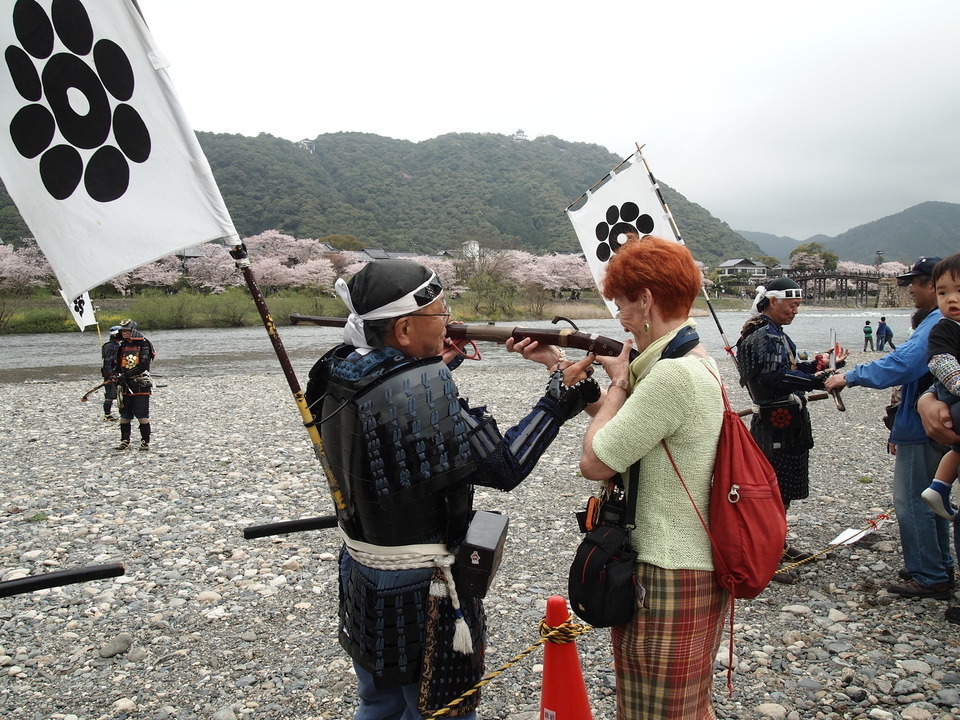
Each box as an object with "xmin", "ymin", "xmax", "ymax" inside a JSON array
[{"xmin": 593, "ymin": 338, "xmax": 634, "ymax": 388}]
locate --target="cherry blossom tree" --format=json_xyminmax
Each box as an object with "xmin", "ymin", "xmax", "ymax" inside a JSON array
[
  {"xmin": 0, "ymin": 240, "xmax": 54, "ymax": 327},
  {"xmin": 250, "ymin": 256, "xmax": 295, "ymax": 295},
  {"xmin": 109, "ymin": 256, "xmax": 183, "ymax": 295},
  {"xmin": 341, "ymin": 260, "xmax": 369, "ymax": 281},
  {"xmin": 836, "ymin": 260, "xmax": 877, "ymax": 275},
  {"xmin": 185, "ymin": 245, "xmax": 242, "ymax": 293},
  {"xmin": 325, "ymin": 251, "xmax": 353, "ymax": 276},
  {"xmin": 132, "ymin": 256, "xmax": 183, "ymax": 291},
  {"xmin": 450, "ymin": 249, "xmax": 523, "ymax": 315},
  {"xmin": 285, "ymin": 257, "xmax": 336, "ymax": 290},
  {"xmin": 538, "ymin": 253, "xmax": 594, "ymax": 295},
  {"xmin": 879, "ymin": 261, "xmax": 909, "ymax": 276},
  {"xmin": 0, "ymin": 240, "xmax": 52, "ymax": 295},
  {"xmin": 789, "ymin": 252, "xmax": 826, "ymax": 273}
]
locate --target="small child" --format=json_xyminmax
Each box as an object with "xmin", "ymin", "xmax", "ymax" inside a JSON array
[{"xmin": 920, "ymin": 253, "xmax": 960, "ymax": 519}]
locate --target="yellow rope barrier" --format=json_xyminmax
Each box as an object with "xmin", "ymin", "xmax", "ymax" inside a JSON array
[{"xmin": 424, "ymin": 613, "xmax": 592, "ymax": 719}]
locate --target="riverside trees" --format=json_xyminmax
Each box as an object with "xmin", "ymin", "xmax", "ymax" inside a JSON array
[{"xmin": 0, "ymin": 231, "xmax": 599, "ymax": 325}]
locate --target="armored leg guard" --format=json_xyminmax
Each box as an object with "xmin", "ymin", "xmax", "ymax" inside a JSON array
[
  {"xmin": 117, "ymin": 422, "xmax": 131, "ymax": 451},
  {"xmin": 138, "ymin": 422, "xmax": 151, "ymax": 451}
]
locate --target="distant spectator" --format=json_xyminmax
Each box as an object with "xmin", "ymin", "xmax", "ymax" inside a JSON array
[
  {"xmin": 863, "ymin": 320, "xmax": 874, "ymax": 351},
  {"xmin": 877, "ymin": 317, "xmax": 889, "ymax": 352}
]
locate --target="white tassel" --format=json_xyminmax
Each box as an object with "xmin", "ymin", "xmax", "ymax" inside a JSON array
[
  {"xmin": 436, "ymin": 555, "xmax": 473, "ymax": 655},
  {"xmin": 452, "ymin": 610, "xmax": 473, "ymax": 654}
]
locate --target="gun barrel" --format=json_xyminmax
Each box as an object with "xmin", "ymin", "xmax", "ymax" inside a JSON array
[{"xmin": 290, "ymin": 314, "xmax": 631, "ymax": 358}]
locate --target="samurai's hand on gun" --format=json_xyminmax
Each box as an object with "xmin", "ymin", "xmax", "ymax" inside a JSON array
[
  {"xmin": 822, "ymin": 346, "xmax": 851, "ymax": 410},
  {"xmin": 824, "ymin": 328, "xmax": 849, "ymax": 411},
  {"xmin": 442, "ymin": 322, "xmax": 480, "ymax": 362},
  {"xmin": 506, "ymin": 336, "xmax": 597, "ymax": 387}
]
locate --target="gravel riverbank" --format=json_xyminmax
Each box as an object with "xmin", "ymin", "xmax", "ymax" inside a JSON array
[{"xmin": 1, "ymin": 350, "xmax": 959, "ymax": 720}]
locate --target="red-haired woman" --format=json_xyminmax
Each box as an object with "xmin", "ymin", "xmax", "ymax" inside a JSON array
[{"xmin": 579, "ymin": 236, "xmax": 727, "ymax": 719}]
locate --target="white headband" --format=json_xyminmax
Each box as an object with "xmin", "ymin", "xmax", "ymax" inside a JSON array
[
  {"xmin": 750, "ymin": 285, "xmax": 802, "ymax": 316},
  {"xmin": 335, "ymin": 272, "xmax": 440, "ymax": 353}
]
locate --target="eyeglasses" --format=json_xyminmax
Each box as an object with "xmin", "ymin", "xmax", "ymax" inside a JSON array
[
  {"xmin": 402, "ymin": 301, "xmax": 451, "ymax": 319},
  {"xmin": 782, "ymin": 289, "xmax": 802, "ymax": 299}
]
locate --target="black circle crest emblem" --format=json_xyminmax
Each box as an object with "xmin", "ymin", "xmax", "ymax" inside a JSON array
[
  {"xmin": 4, "ymin": 0, "xmax": 151, "ymax": 202},
  {"xmin": 592, "ymin": 201, "xmax": 655, "ymax": 263}
]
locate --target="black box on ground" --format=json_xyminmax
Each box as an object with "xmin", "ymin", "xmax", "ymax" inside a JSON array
[{"xmin": 456, "ymin": 511, "xmax": 509, "ymax": 598}]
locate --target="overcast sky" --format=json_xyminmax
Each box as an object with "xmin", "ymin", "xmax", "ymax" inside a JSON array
[{"xmin": 139, "ymin": 0, "xmax": 960, "ymax": 241}]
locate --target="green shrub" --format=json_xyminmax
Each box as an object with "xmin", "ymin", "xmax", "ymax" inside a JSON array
[{"xmin": 7, "ymin": 307, "xmax": 74, "ymax": 333}]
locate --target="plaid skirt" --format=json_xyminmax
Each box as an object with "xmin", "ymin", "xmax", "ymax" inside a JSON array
[{"xmin": 611, "ymin": 563, "xmax": 728, "ymax": 720}]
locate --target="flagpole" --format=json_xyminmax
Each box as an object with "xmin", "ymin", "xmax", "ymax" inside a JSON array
[
  {"xmin": 564, "ymin": 154, "xmax": 635, "ymax": 213},
  {"xmin": 634, "ymin": 144, "xmax": 739, "ymax": 367},
  {"xmin": 228, "ymin": 243, "xmax": 347, "ymax": 513}
]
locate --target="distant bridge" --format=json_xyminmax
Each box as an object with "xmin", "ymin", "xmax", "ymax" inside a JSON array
[{"xmin": 787, "ymin": 270, "xmax": 905, "ymax": 308}]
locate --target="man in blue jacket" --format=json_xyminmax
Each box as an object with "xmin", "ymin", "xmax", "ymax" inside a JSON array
[{"xmin": 826, "ymin": 257, "xmax": 950, "ymax": 599}]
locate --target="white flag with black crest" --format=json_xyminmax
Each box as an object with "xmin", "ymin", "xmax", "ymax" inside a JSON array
[
  {"xmin": 0, "ymin": 0, "xmax": 239, "ymax": 301},
  {"xmin": 566, "ymin": 151, "xmax": 678, "ymax": 317},
  {"xmin": 59, "ymin": 288, "xmax": 96, "ymax": 330}
]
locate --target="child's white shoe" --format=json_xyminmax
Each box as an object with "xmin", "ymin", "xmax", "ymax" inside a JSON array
[{"xmin": 922, "ymin": 480, "xmax": 957, "ymax": 520}]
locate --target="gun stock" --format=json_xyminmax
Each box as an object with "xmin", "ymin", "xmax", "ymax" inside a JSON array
[{"xmin": 290, "ymin": 313, "xmax": 635, "ymax": 359}]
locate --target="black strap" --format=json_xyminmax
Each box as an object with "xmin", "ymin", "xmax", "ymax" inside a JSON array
[
  {"xmin": 619, "ymin": 325, "xmax": 699, "ymax": 528},
  {"xmin": 623, "ymin": 462, "xmax": 640, "ymax": 529},
  {"xmin": 661, "ymin": 325, "xmax": 700, "ymax": 360}
]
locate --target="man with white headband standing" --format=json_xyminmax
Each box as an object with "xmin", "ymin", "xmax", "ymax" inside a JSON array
[
  {"xmin": 737, "ymin": 277, "xmax": 849, "ymax": 582},
  {"xmin": 305, "ymin": 259, "xmax": 600, "ymax": 719}
]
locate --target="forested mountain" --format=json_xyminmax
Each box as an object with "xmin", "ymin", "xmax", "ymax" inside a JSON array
[
  {"xmin": 736, "ymin": 231, "xmax": 801, "ymax": 265},
  {"xmin": 820, "ymin": 202, "xmax": 960, "ymax": 265},
  {"xmin": 741, "ymin": 201, "xmax": 960, "ymax": 266},
  {"xmin": 0, "ymin": 131, "xmax": 759, "ymax": 266}
]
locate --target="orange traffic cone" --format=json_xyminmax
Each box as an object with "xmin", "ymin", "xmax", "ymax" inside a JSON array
[{"xmin": 540, "ymin": 595, "xmax": 592, "ymax": 720}]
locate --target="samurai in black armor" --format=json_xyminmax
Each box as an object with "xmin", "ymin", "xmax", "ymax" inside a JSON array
[
  {"xmin": 305, "ymin": 260, "xmax": 599, "ymax": 719},
  {"xmin": 737, "ymin": 278, "xmax": 847, "ymax": 570}
]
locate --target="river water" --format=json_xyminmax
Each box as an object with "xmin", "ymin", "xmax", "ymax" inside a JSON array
[{"xmin": 0, "ymin": 308, "xmax": 917, "ymax": 384}]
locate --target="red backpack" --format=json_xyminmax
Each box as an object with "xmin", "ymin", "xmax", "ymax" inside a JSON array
[
  {"xmin": 662, "ymin": 368, "xmax": 787, "ymax": 692},
  {"xmin": 664, "ymin": 368, "xmax": 786, "ymax": 597}
]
